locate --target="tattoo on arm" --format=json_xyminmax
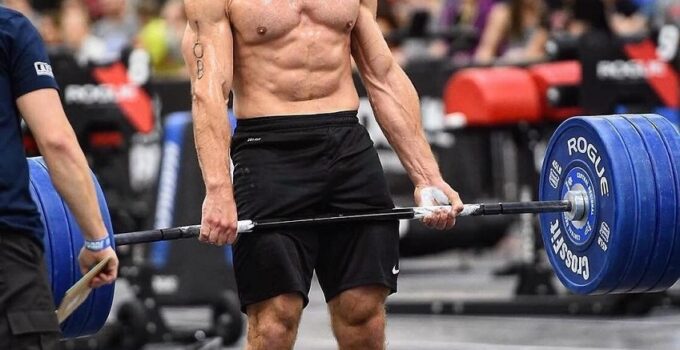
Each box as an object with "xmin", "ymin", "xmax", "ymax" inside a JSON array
[{"xmin": 193, "ymin": 21, "xmax": 205, "ymax": 79}]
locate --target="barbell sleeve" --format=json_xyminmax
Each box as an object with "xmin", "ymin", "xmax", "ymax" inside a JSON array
[
  {"xmin": 465, "ymin": 200, "xmax": 572, "ymax": 216},
  {"xmin": 113, "ymin": 199, "xmax": 574, "ymax": 246}
]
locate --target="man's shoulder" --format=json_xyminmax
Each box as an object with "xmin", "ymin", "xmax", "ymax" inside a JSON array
[
  {"xmin": 0, "ymin": 7, "xmax": 33, "ymax": 39},
  {"xmin": 0, "ymin": 7, "xmax": 30, "ymax": 26}
]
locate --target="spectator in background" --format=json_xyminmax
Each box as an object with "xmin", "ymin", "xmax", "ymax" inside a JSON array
[
  {"xmin": 376, "ymin": 0, "xmax": 408, "ymax": 65},
  {"xmin": 378, "ymin": 0, "xmax": 400, "ymax": 38},
  {"xmin": 653, "ymin": 0, "xmax": 680, "ymax": 27},
  {"xmin": 544, "ymin": 0, "xmax": 571, "ymax": 32},
  {"xmin": 38, "ymin": 10, "xmax": 61, "ymax": 48},
  {"xmin": 393, "ymin": 0, "xmax": 443, "ymax": 27},
  {"xmin": 474, "ymin": 0, "xmax": 549, "ymax": 64},
  {"xmin": 440, "ymin": 0, "xmax": 496, "ymax": 39},
  {"xmin": 388, "ymin": 0, "xmax": 448, "ymax": 65},
  {"xmin": 91, "ymin": 0, "xmax": 138, "ymax": 59},
  {"xmin": 136, "ymin": 0, "xmax": 159, "ymax": 26},
  {"xmin": 137, "ymin": 0, "xmax": 187, "ymax": 77},
  {"xmin": 438, "ymin": 0, "xmax": 497, "ymax": 64},
  {"xmin": 567, "ymin": 0, "xmax": 647, "ymax": 37},
  {"xmin": 2, "ymin": 0, "xmax": 40, "ymax": 24},
  {"xmin": 60, "ymin": 0, "xmax": 114, "ymax": 65}
]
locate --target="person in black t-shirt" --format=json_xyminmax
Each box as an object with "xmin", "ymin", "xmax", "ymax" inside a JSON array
[{"xmin": 0, "ymin": 7, "xmax": 118, "ymax": 348}]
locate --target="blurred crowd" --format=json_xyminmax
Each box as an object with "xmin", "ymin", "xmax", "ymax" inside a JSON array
[
  {"xmin": 2, "ymin": 0, "xmax": 187, "ymax": 77},
  {"xmin": 382, "ymin": 0, "xmax": 675, "ymax": 66},
  {"xmin": 1, "ymin": 0, "xmax": 677, "ymax": 78}
]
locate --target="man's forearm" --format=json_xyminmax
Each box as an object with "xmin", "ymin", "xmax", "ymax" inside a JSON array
[
  {"xmin": 41, "ymin": 141, "xmax": 108, "ymax": 241},
  {"xmin": 20, "ymin": 89, "xmax": 109, "ymax": 241},
  {"xmin": 192, "ymin": 91, "xmax": 232, "ymax": 193},
  {"xmin": 368, "ymin": 63, "xmax": 443, "ymax": 186}
]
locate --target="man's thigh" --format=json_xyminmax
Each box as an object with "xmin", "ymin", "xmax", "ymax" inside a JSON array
[
  {"xmin": 0, "ymin": 232, "xmax": 60, "ymax": 349},
  {"xmin": 233, "ymin": 229, "xmax": 319, "ymax": 313},
  {"xmin": 316, "ymin": 221, "xmax": 399, "ymax": 303}
]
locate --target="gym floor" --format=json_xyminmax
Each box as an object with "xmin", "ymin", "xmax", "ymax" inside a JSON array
[{"xmin": 136, "ymin": 248, "xmax": 680, "ymax": 350}]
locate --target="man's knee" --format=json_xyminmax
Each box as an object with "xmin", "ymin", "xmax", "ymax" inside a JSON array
[
  {"xmin": 330, "ymin": 286, "xmax": 388, "ymax": 349},
  {"xmin": 247, "ymin": 293, "xmax": 304, "ymax": 341},
  {"xmin": 330, "ymin": 285, "xmax": 388, "ymax": 328}
]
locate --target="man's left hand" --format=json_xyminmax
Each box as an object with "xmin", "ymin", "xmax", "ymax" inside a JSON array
[
  {"xmin": 414, "ymin": 181, "xmax": 464, "ymax": 230},
  {"xmin": 78, "ymin": 247, "xmax": 119, "ymax": 288}
]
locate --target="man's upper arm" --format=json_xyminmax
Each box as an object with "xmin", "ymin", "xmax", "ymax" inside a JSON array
[
  {"xmin": 19, "ymin": 89, "xmax": 74, "ymax": 145},
  {"xmin": 9, "ymin": 14, "xmax": 59, "ymax": 99},
  {"xmin": 182, "ymin": 0, "xmax": 233, "ymax": 97},
  {"xmin": 8, "ymin": 13, "xmax": 69, "ymax": 145},
  {"xmin": 351, "ymin": 0, "xmax": 395, "ymax": 81}
]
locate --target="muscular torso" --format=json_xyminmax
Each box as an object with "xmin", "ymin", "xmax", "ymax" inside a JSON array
[{"xmin": 227, "ymin": 0, "xmax": 361, "ymax": 118}]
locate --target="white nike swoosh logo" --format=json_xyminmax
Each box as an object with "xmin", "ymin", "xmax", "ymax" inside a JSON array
[{"xmin": 392, "ymin": 265, "xmax": 400, "ymax": 274}]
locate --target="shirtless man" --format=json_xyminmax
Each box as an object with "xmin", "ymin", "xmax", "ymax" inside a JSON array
[{"xmin": 181, "ymin": 1, "xmax": 464, "ymax": 348}]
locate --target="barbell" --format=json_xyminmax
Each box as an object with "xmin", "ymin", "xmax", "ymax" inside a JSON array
[{"xmin": 27, "ymin": 114, "xmax": 680, "ymax": 339}]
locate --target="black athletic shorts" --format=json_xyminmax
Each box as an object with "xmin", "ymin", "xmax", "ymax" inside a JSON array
[
  {"xmin": 0, "ymin": 231, "xmax": 60, "ymax": 349},
  {"xmin": 231, "ymin": 111, "xmax": 399, "ymax": 312}
]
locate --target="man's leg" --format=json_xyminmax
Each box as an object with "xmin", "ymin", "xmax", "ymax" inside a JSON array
[
  {"xmin": 245, "ymin": 293, "xmax": 304, "ymax": 350},
  {"xmin": 0, "ymin": 232, "xmax": 60, "ymax": 349},
  {"xmin": 319, "ymin": 120, "xmax": 399, "ymax": 349},
  {"xmin": 328, "ymin": 285, "xmax": 389, "ymax": 350}
]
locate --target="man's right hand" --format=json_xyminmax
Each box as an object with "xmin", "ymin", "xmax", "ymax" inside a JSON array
[
  {"xmin": 415, "ymin": 182, "xmax": 464, "ymax": 230},
  {"xmin": 200, "ymin": 188, "xmax": 238, "ymax": 246},
  {"xmin": 78, "ymin": 247, "xmax": 118, "ymax": 289}
]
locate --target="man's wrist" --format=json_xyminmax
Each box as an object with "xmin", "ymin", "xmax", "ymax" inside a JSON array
[
  {"xmin": 84, "ymin": 236, "xmax": 111, "ymax": 251},
  {"xmin": 413, "ymin": 175, "xmax": 445, "ymax": 188},
  {"xmin": 205, "ymin": 178, "xmax": 232, "ymax": 193},
  {"xmin": 407, "ymin": 163, "xmax": 444, "ymax": 187}
]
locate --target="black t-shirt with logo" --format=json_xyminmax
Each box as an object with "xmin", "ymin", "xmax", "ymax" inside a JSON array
[{"xmin": 0, "ymin": 7, "xmax": 59, "ymax": 244}]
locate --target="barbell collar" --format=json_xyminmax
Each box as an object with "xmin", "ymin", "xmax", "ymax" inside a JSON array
[{"xmin": 565, "ymin": 190, "xmax": 588, "ymax": 221}]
